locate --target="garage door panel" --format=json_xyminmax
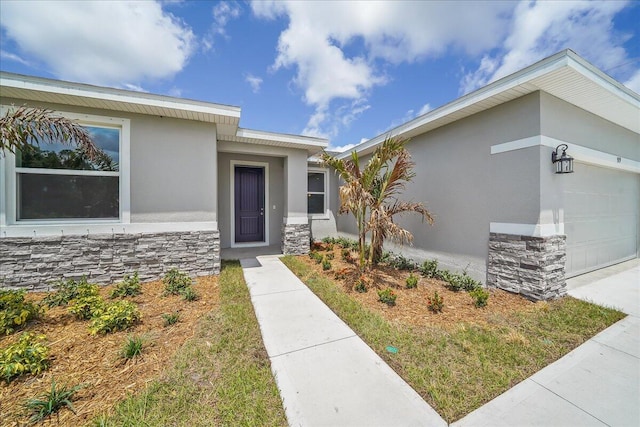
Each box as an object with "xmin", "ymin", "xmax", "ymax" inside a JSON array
[{"xmin": 564, "ymin": 164, "xmax": 639, "ymax": 277}]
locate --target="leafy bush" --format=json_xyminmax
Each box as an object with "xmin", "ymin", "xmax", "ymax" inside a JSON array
[
  {"xmin": 354, "ymin": 275, "xmax": 368, "ymax": 293},
  {"xmin": 110, "ymin": 272, "xmax": 141, "ymax": 298},
  {"xmin": 1, "ymin": 332, "xmax": 50, "ymax": 383},
  {"xmin": 321, "ymin": 258, "xmax": 332, "ymax": 271},
  {"xmin": 427, "ymin": 291, "xmax": 444, "ymax": 313},
  {"xmin": 181, "ymin": 287, "xmax": 199, "ymax": 302},
  {"xmin": 341, "ymin": 248, "xmax": 351, "ymax": 261},
  {"xmin": 387, "ymin": 253, "xmax": 418, "ymax": 271},
  {"xmin": 469, "ymin": 287, "xmax": 490, "ymax": 307},
  {"xmin": 25, "ymin": 379, "xmax": 82, "ymax": 423},
  {"xmin": 442, "ymin": 271, "xmax": 481, "ymax": 292},
  {"xmin": 0, "ymin": 290, "xmax": 41, "ymax": 335},
  {"xmin": 162, "ymin": 312, "xmax": 180, "ymax": 327},
  {"xmin": 406, "ymin": 273, "xmax": 419, "ymax": 289},
  {"xmin": 42, "ymin": 276, "xmax": 98, "ymax": 308},
  {"xmin": 89, "ymin": 300, "xmax": 140, "ymax": 334},
  {"xmin": 162, "ymin": 268, "xmax": 193, "ymax": 296},
  {"xmin": 322, "ymin": 236, "xmax": 359, "ymax": 251},
  {"xmin": 377, "ymin": 288, "xmax": 397, "ymax": 306},
  {"xmin": 121, "ymin": 335, "xmax": 143, "ymax": 359},
  {"xmin": 420, "ymin": 259, "xmax": 439, "ymax": 278},
  {"xmin": 325, "ymin": 252, "xmax": 335, "ymax": 260},
  {"xmin": 68, "ymin": 295, "xmax": 105, "ymax": 320}
]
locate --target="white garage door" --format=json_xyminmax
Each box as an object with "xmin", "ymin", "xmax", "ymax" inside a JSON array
[{"xmin": 564, "ymin": 163, "xmax": 639, "ymax": 278}]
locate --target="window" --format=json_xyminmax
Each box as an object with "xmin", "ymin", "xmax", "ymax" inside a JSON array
[
  {"xmin": 0, "ymin": 108, "xmax": 130, "ymax": 225},
  {"xmin": 307, "ymin": 169, "xmax": 327, "ymax": 216},
  {"xmin": 15, "ymin": 125, "xmax": 121, "ymax": 220}
]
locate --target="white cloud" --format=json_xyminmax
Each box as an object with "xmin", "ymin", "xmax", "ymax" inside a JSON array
[
  {"xmin": 252, "ymin": 0, "xmax": 513, "ymax": 138},
  {"xmin": 202, "ymin": 1, "xmax": 242, "ymax": 51},
  {"xmin": 0, "ymin": 0, "xmax": 194, "ymax": 87},
  {"xmin": 382, "ymin": 102, "xmax": 433, "ymax": 133},
  {"xmin": 245, "ymin": 74, "xmax": 263, "ymax": 93},
  {"xmin": 417, "ymin": 103, "xmax": 432, "ymax": 116},
  {"xmin": 0, "ymin": 50, "xmax": 31, "ymax": 66},
  {"xmin": 460, "ymin": 0, "xmax": 634, "ymax": 94},
  {"xmin": 624, "ymin": 69, "xmax": 640, "ymax": 94},
  {"xmin": 331, "ymin": 143, "xmax": 358, "ymax": 153}
]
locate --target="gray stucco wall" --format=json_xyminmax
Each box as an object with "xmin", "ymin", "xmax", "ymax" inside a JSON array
[
  {"xmin": 217, "ymin": 152, "xmax": 285, "ymax": 248},
  {"xmin": 1, "ymin": 98, "xmax": 218, "ymax": 224},
  {"xmin": 335, "ymin": 92, "xmax": 542, "ymax": 280}
]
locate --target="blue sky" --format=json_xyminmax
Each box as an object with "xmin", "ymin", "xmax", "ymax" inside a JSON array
[{"xmin": 1, "ymin": 0, "xmax": 639, "ymax": 151}]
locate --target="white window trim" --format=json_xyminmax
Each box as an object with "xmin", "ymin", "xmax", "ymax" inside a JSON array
[
  {"xmin": 308, "ymin": 167, "xmax": 329, "ymax": 219},
  {"xmin": 230, "ymin": 160, "xmax": 270, "ymax": 248},
  {"xmin": 0, "ymin": 107, "xmax": 131, "ymax": 229}
]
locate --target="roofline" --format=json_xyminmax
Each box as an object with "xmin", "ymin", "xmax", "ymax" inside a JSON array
[
  {"xmin": 337, "ymin": 49, "xmax": 640, "ymax": 160},
  {"xmin": 0, "ymin": 71, "xmax": 241, "ymax": 119},
  {"xmin": 236, "ymin": 128, "xmax": 328, "ymax": 148}
]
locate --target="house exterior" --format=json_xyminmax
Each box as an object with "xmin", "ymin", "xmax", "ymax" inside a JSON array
[
  {"xmin": 1, "ymin": 73, "xmax": 327, "ymax": 290},
  {"xmin": 316, "ymin": 50, "xmax": 639, "ymax": 301}
]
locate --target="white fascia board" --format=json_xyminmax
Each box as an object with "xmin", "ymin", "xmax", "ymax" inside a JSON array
[
  {"xmin": 0, "ymin": 73, "xmax": 241, "ymax": 119},
  {"xmin": 236, "ymin": 128, "xmax": 328, "ymax": 148}
]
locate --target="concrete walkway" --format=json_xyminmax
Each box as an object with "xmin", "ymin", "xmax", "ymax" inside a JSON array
[
  {"xmin": 453, "ymin": 259, "xmax": 640, "ymax": 427},
  {"xmin": 241, "ymin": 255, "xmax": 446, "ymax": 427}
]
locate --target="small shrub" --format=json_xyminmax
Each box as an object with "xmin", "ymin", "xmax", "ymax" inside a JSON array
[
  {"xmin": 387, "ymin": 254, "xmax": 418, "ymax": 271},
  {"xmin": 42, "ymin": 276, "xmax": 97, "ymax": 308},
  {"xmin": 162, "ymin": 268, "xmax": 193, "ymax": 296},
  {"xmin": 69, "ymin": 295, "xmax": 105, "ymax": 320},
  {"xmin": 377, "ymin": 288, "xmax": 397, "ymax": 306},
  {"xmin": 341, "ymin": 248, "xmax": 351, "ymax": 261},
  {"xmin": 406, "ymin": 273, "xmax": 419, "ymax": 289},
  {"xmin": 427, "ymin": 291, "xmax": 444, "ymax": 313},
  {"xmin": 354, "ymin": 276, "xmax": 368, "ymax": 293},
  {"xmin": 1, "ymin": 332, "xmax": 50, "ymax": 383},
  {"xmin": 321, "ymin": 258, "xmax": 332, "ymax": 271},
  {"xmin": 89, "ymin": 300, "xmax": 140, "ymax": 334},
  {"xmin": 24, "ymin": 379, "xmax": 82, "ymax": 424},
  {"xmin": 110, "ymin": 272, "xmax": 141, "ymax": 298},
  {"xmin": 325, "ymin": 252, "xmax": 334, "ymax": 260},
  {"xmin": 162, "ymin": 312, "xmax": 180, "ymax": 327},
  {"xmin": 470, "ymin": 287, "xmax": 490, "ymax": 307},
  {"xmin": 420, "ymin": 259, "xmax": 439, "ymax": 278},
  {"xmin": 460, "ymin": 273, "xmax": 481, "ymax": 292},
  {"xmin": 181, "ymin": 287, "xmax": 199, "ymax": 302},
  {"xmin": 121, "ymin": 335, "xmax": 144, "ymax": 359},
  {"xmin": 0, "ymin": 290, "xmax": 41, "ymax": 335}
]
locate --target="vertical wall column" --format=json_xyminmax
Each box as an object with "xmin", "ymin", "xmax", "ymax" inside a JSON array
[
  {"xmin": 487, "ymin": 232, "xmax": 567, "ymax": 301},
  {"xmin": 282, "ymin": 152, "xmax": 310, "ymax": 254}
]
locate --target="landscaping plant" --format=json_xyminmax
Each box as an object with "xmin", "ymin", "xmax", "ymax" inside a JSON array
[
  {"xmin": 181, "ymin": 286, "xmax": 199, "ymax": 302},
  {"xmin": 354, "ymin": 276, "xmax": 368, "ymax": 293},
  {"xmin": 89, "ymin": 300, "xmax": 141, "ymax": 334},
  {"xmin": 1, "ymin": 332, "xmax": 50, "ymax": 383},
  {"xmin": 69, "ymin": 295, "xmax": 105, "ymax": 320},
  {"xmin": 406, "ymin": 273, "xmax": 418, "ymax": 289},
  {"xmin": 42, "ymin": 277, "xmax": 99, "ymax": 308},
  {"xmin": 420, "ymin": 259, "xmax": 439, "ymax": 278},
  {"xmin": 162, "ymin": 268, "xmax": 193, "ymax": 296},
  {"xmin": 377, "ymin": 288, "xmax": 397, "ymax": 306},
  {"xmin": 24, "ymin": 379, "xmax": 83, "ymax": 424},
  {"xmin": 427, "ymin": 291, "xmax": 444, "ymax": 313},
  {"xmin": 161, "ymin": 312, "xmax": 180, "ymax": 327},
  {"xmin": 0, "ymin": 289, "xmax": 41, "ymax": 335},
  {"xmin": 121, "ymin": 336, "xmax": 144, "ymax": 359},
  {"xmin": 469, "ymin": 287, "xmax": 490, "ymax": 308},
  {"xmin": 110, "ymin": 272, "xmax": 142, "ymax": 298},
  {"xmin": 321, "ymin": 258, "xmax": 332, "ymax": 271}
]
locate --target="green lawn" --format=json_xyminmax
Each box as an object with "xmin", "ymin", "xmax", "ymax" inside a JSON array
[
  {"xmin": 99, "ymin": 261, "xmax": 287, "ymax": 426},
  {"xmin": 281, "ymin": 255, "xmax": 625, "ymax": 423}
]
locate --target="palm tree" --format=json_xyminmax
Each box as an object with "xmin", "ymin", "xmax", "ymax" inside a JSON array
[
  {"xmin": 323, "ymin": 136, "xmax": 433, "ymax": 271},
  {"xmin": 0, "ymin": 106, "xmax": 99, "ymax": 159}
]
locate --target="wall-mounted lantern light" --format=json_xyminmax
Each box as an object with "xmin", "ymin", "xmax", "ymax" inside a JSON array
[{"xmin": 551, "ymin": 144, "xmax": 574, "ymax": 174}]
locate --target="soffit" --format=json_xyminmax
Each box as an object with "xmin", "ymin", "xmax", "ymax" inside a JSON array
[
  {"xmin": 0, "ymin": 73, "xmax": 241, "ymax": 129},
  {"xmin": 219, "ymin": 128, "xmax": 328, "ymax": 155}
]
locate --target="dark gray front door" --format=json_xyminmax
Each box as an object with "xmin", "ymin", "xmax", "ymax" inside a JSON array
[{"xmin": 234, "ymin": 166, "xmax": 265, "ymax": 243}]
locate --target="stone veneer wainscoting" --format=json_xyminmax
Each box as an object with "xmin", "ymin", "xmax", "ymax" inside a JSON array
[
  {"xmin": 282, "ymin": 223, "xmax": 310, "ymax": 255},
  {"xmin": 487, "ymin": 232, "xmax": 567, "ymax": 301},
  {"xmin": 0, "ymin": 230, "xmax": 220, "ymax": 291}
]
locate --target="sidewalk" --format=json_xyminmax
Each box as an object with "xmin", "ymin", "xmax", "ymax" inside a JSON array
[
  {"xmin": 453, "ymin": 259, "xmax": 640, "ymax": 427},
  {"xmin": 241, "ymin": 255, "xmax": 446, "ymax": 427}
]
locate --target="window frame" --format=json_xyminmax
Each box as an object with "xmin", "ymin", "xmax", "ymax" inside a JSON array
[
  {"xmin": 0, "ymin": 107, "xmax": 131, "ymax": 227},
  {"xmin": 307, "ymin": 167, "xmax": 329, "ymax": 219}
]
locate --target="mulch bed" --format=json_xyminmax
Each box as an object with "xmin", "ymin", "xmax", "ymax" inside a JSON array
[
  {"xmin": 304, "ymin": 243, "xmax": 541, "ymax": 329},
  {"xmin": 1, "ymin": 276, "xmax": 219, "ymax": 426}
]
